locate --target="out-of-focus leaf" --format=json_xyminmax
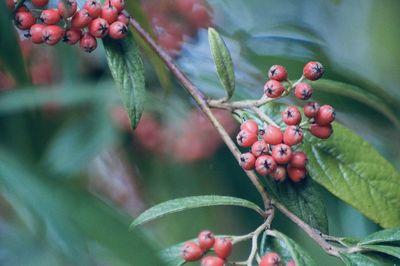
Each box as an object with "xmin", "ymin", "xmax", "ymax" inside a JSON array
[
  {"xmin": 359, "ymin": 228, "xmax": 400, "ymax": 245},
  {"xmin": 362, "ymin": 245, "xmax": 400, "ymax": 259},
  {"xmin": 260, "ymin": 232, "xmax": 293, "ymax": 263},
  {"xmin": 130, "ymin": 195, "xmax": 264, "ymax": 229},
  {"xmin": 103, "ymin": 33, "xmax": 145, "ymax": 129},
  {"xmin": 159, "ymin": 242, "xmax": 186, "ymax": 266},
  {"xmin": 340, "ymin": 252, "xmax": 400, "ymax": 266}
]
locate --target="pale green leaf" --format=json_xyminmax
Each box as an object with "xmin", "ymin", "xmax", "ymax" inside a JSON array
[
  {"xmin": 359, "ymin": 228, "xmax": 400, "ymax": 245},
  {"xmin": 362, "ymin": 245, "xmax": 400, "ymax": 259}
]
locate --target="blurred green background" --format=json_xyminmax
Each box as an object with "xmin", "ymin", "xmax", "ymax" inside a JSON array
[{"xmin": 0, "ymin": 0, "xmax": 399, "ymax": 265}]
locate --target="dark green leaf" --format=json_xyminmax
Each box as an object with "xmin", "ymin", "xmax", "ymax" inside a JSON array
[
  {"xmin": 359, "ymin": 228, "xmax": 400, "ymax": 245},
  {"xmin": 340, "ymin": 252, "xmax": 400, "ymax": 266},
  {"xmin": 103, "ymin": 33, "xmax": 145, "ymax": 129},
  {"xmin": 208, "ymin": 28, "xmax": 235, "ymax": 98},
  {"xmin": 260, "ymin": 232, "xmax": 293, "ymax": 263},
  {"xmin": 130, "ymin": 195, "xmax": 264, "ymax": 229},
  {"xmin": 362, "ymin": 245, "xmax": 400, "ymax": 259}
]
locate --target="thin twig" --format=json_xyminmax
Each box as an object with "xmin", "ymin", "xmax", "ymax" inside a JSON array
[{"xmin": 251, "ymin": 106, "xmax": 279, "ymax": 127}]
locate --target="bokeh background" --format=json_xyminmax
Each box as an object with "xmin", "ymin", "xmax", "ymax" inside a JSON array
[{"xmin": 0, "ymin": 0, "xmax": 399, "ymax": 265}]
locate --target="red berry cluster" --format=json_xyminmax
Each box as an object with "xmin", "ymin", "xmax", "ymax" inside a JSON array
[
  {"xmin": 10, "ymin": 0, "xmax": 130, "ymax": 53},
  {"xmin": 259, "ymin": 252, "xmax": 295, "ymax": 266},
  {"xmin": 182, "ymin": 230, "xmax": 232, "ymax": 266},
  {"xmin": 237, "ymin": 62, "xmax": 335, "ymax": 182}
]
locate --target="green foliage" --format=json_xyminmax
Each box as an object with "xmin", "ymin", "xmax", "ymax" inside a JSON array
[
  {"xmin": 359, "ymin": 228, "xmax": 400, "ymax": 245},
  {"xmin": 340, "ymin": 252, "xmax": 400, "ymax": 266},
  {"xmin": 361, "ymin": 245, "xmax": 400, "ymax": 260}
]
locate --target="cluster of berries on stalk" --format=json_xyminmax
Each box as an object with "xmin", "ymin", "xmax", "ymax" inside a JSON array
[
  {"xmin": 9, "ymin": 0, "xmax": 130, "ymax": 53},
  {"xmin": 260, "ymin": 252, "xmax": 296, "ymax": 266},
  {"xmin": 181, "ymin": 230, "xmax": 232, "ymax": 266},
  {"xmin": 238, "ymin": 62, "xmax": 335, "ymax": 182}
]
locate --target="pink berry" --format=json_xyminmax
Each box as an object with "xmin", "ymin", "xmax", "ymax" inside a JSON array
[
  {"xmin": 236, "ymin": 130, "xmax": 258, "ymax": 147},
  {"xmin": 315, "ymin": 105, "xmax": 335, "ymax": 125},
  {"xmin": 283, "ymin": 126, "xmax": 303, "ymax": 146},
  {"xmin": 255, "ymin": 155, "xmax": 277, "ymax": 176},
  {"xmin": 240, "ymin": 120, "xmax": 259, "ymax": 134},
  {"xmin": 268, "ymin": 65, "xmax": 288, "ymax": 81},
  {"xmin": 303, "ymin": 61, "xmax": 324, "ymax": 81},
  {"xmin": 271, "ymin": 143, "xmax": 292, "ymax": 164},
  {"xmin": 201, "ymin": 256, "xmax": 225, "ymax": 266},
  {"xmin": 287, "ymin": 260, "xmax": 296, "ymax": 266},
  {"xmin": 239, "ymin": 152, "xmax": 256, "ymax": 170},
  {"xmin": 260, "ymin": 252, "xmax": 281, "ymax": 266},
  {"xmin": 263, "ymin": 125, "xmax": 283, "ymax": 145},
  {"xmin": 287, "ymin": 165, "xmax": 306, "ymax": 182},
  {"xmin": 295, "ymin": 82, "xmax": 313, "ymax": 100},
  {"xmin": 251, "ymin": 140, "xmax": 269, "ymax": 157},
  {"xmin": 282, "ymin": 106, "xmax": 302, "ymax": 126},
  {"xmin": 309, "ymin": 124, "xmax": 333, "ymax": 139},
  {"xmin": 290, "ymin": 151, "xmax": 308, "ymax": 168},
  {"xmin": 270, "ymin": 166, "xmax": 286, "ymax": 182},
  {"xmin": 83, "ymin": 0, "xmax": 102, "ymax": 18},
  {"xmin": 198, "ymin": 230, "xmax": 215, "ymax": 251},
  {"xmin": 303, "ymin": 102, "xmax": 320, "ymax": 118},
  {"xmin": 182, "ymin": 242, "xmax": 203, "ymax": 262},
  {"xmin": 264, "ymin": 80, "xmax": 285, "ymax": 98},
  {"xmin": 213, "ymin": 238, "xmax": 232, "ymax": 259}
]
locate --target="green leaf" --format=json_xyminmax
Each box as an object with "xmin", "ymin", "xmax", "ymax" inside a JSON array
[
  {"xmin": 208, "ymin": 28, "xmax": 235, "ymax": 98},
  {"xmin": 130, "ymin": 195, "xmax": 264, "ymax": 229},
  {"xmin": 159, "ymin": 242, "xmax": 186, "ymax": 266},
  {"xmin": 103, "ymin": 33, "xmax": 145, "ymax": 129},
  {"xmin": 260, "ymin": 232, "xmax": 293, "ymax": 263},
  {"xmin": 340, "ymin": 252, "xmax": 400, "ymax": 266},
  {"xmin": 362, "ymin": 245, "xmax": 400, "ymax": 259},
  {"xmin": 359, "ymin": 228, "xmax": 400, "ymax": 245}
]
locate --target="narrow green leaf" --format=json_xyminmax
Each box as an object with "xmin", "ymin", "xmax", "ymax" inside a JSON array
[
  {"xmin": 340, "ymin": 252, "xmax": 400, "ymax": 266},
  {"xmin": 359, "ymin": 228, "xmax": 400, "ymax": 245},
  {"xmin": 130, "ymin": 195, "xmax": 264, "ymax": 229},
  {"xmin": 103, "ymin": 33, "xmax": 145, "ymax": 129},
  {"xmin": 362, "ymin": 245, "xmax": 400, "ymax": 259},
  {"xmin": 208, "ymin": 28, "xmax": 235, "ymax": 98}
]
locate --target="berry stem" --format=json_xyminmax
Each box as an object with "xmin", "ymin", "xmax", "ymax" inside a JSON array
[{"xmin": 250, "ymin": 106, "xmax": 278, "ymax": 127}]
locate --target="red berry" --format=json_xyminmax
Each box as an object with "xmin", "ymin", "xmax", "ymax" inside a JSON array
[
  {"xmin": 236, "ymin": 130, "xmax": 258, "ymax": 147},
  {"xmin": 290, "ymin": 151, "xmax": 308, "ymax": 168},
  {"xmin": 106, "ymin": 0, "xmax": 125, "ymax": 12},
  {"xmin": 251, "ymin": 140, "xmax": 269, "ymax": 157},
  {"xmin": 89, "ymin": 18, "xmax": 109, "ymax": 38},
  {"xmin": 14, "ymin": 12, "xmax": 36, "ymax": 30},
  {"xmin": 303, "ymin": 61, "xmax": 324, "ymax": 81},
  {"xmin": 239, "ymin": 152, "xmax": 256, "ymax": 170},
  {"xmin": 268, "ymin": 65, "xmax": 288, "ymax": 81},
  {"xmin": 188, "ymin": 3, "xmax": 211, "ymax": 28},
  {"xmin": 271, "ymin": 143, "xmax": 292, "ymax": 164},
  {"xmin": 201, "ymin": 256, "xmax": 225, "ymax": 266},
  {"xmin": 6, "ymin": 0, "xmax": 15, "ymax": 10},
  {"xmin": 213, "ymin": 238, "xmax": 232, "ymax": 259},
  {"xmin": 264, "ymin": 80, "xmax": 285, "ymax": 98},
  {"xmin": 117, "ymin": 13, "xmax": 130, "ymax": 25},
  {"xmin": 63, "ymin": 28, "xmax": 82, "ymax": 45},
  {"xmin": 303, "ymin": 102, "xmax": 320, "ymax": 118},
  {"xmin": 282, "ymin": 106, "xmax": 302, "ymax": 126},
  {"xmin": 287, "ymin": 260, "xmax": 296, "ymax": 266},
  {"xmin": 240, "ymin": 120, "xmax": 259, "ymax": 134},
  {"xmin": 40, "ymin": 9, "xmax": 61, "ymax": 25},
  {"xmin": 42, "ymin": 25, "xmax": 64, "ymax": 45},
  {"xmin": 58, "ymin": 0, "xmax": 77, "ymax": 18},
  {"xmin": 283, "ymin": 126, "xmax": 303, "ymax": 146},
  {"xmin": 295, "ymin": 82, "xmax": 313, "ymax": 100},
  {"xmin": 182, "ymin": 242, "xmax": 203, "ymax": 262},
  {"xmin": 315, "ymin": 105, "xmax": 335, "ymax": 125},
  {"xmin": 32, "ymin": 0, "xmax": 49, "ymax": 7},
  {"xmin": 260, "ymin": 252, "xmax": 281, "ymax": 266},
  {"xmin": 109, "ymin": 21, "xmax": 128, "ymax": 39},
  {"xmin": 198, "ymin": 230, "xmax": 215, "ymax": 251},
  {"xmin": 101, "ymin": 2, "xmax": 118, "ymax": 24},
  {"xmin": 309, "ymin": 124, "xmax": 332, "ymax": 139},
  {"xmin": 83, "ymin": 0, "xmax": 102, "ymax": 18},
  {"xmin": 263, "ymin": 125, "xmax": 283, "ymax": 145},
  {"xmin": 287, "ymin": 165, "xmax": 306, "ymax": 182},
  {"xmin": 255, "ymin": 155, "xmax": 277, "ymax": 176},
  {"xmin": 80, "ymin": 33, "xmax": 97, "ymax": 53},
  {"xmin": 28, "ymin": 24, "xmax": 46, "ymax": 44},
  {"xmin": 71, "ymin": 9, "xmax": 92, "ymax": 29},
  {"xmin": 270, "ymin": 166, "xmax": 286, "ymax": 182}
]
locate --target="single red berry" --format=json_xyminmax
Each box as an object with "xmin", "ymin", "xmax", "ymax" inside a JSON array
[
  {"xmin": 303, "ymin": 102, "xmax": 320, "ymax": 118},
  {"xmin": 83, "ymin": 0, "xmax": 102, "ymax": 18},
  {"xmin": 6, "ymin": 0, "xmax": 15, "ymax": 10},
  {"xmin": 268, "ymin": 65, "xmax": 288, "ymax": 81},
  {"xmin": 295, "ymin": 82, "xmax": 313, "ymax": 100},
  {"xmin": 287, "ymin": 260, "xmax": 296, "ymax": 266},
  {"xmin": 255, "ymin": 155, "xmax": 277, "ymax": 176},
  {"xmin": 106, "ymin": 0, "xmax": 125, "ymax": 12},
  {"xmin": 40, "ymin": 9, "xmax": 61, "ymax": 25},
  {"xmin": 101, "ymin": 2, "xmax": 118, "ymax": 24},
  {"xmin": 198, "ymin": 230, "xmax": 215, "ymax": 251},
  {"xmin": 71, "ymin": 9, "xmax": 92, "ymax": 28},
  {"xmin": 303, "ymin": 61, "xmax": 324, "ymax": 81},
  {"xmin": 290, "ymin": 151, "xmax": 308, "ymax": 168},
  {"xmin": 117, "ymin": 13, "xmax": 130, "ymax": 25},
  {"xmin": 271, "ymin": 143, "xmax": 292, "ymax": 164},
  {"xmin": 182, "ymin": 242, "xmax": 203, "ymax": 262},
  {"xmin": 251, "ymin": 140, "xmax": 269, "ymax": 157},
  {"xmin": 213, "ymin": 238, "xmax": 232, "ymax": 259},
  {"xmin": 14, "ymin": 12, "xmax": 36, "ymax": 30},
  {"xmin": 315, "ymin": 105, "xmax": 335, "ymax": 125},
  {"xmin": 89, "ymin": 18, "xmax": 109, "ymax": 38},
  {"xmin": 263, "ymin": 125, "xmax": 283, "ymax": 145},
  {"xmin": 201, "ymin": 256, "xmax": 225, "ymax": 266},
  {"xmin": 32, "ymin": 0, "xmax": 49, "ymax": 7},
  {"xmin": 188, "ymin": 3, "xmax": 211, "ymax": 28},
  {"xmin": 58, "ymin": 0, "xmax": 77, "ymax": 18},
  {"xmin": 283, "ymin": 126, "xmax": 303, "ymax": 146},
  {"xmin": 63, "ymin": 28, "xmax": 82, "ymax": 45},
  {"xmin": 109, "ymin": 21, "xmax": 128, "ymax": 39},
  {"xmin": 282, "ymin": 106, "xmax": 302, "ymax": 126},
  {"xmin": 240, "ymin": 120, "xmax": 259, "ymax": 134},
  {"xmin": 260, "ymin": 252, "xmax": 281, "ymax": 266},
  {"xmin": 28, "ymin": 23, "xmax": 46, "ymax": 44},
  {"xmin": 270, "ymin": 166, "xmax": 286, "ymax": 182},
  {"xmin": 287, "ymin": 165, "xmax": 306, "ymax": 182},
  {"xmin": 309, "ymin": 124, "xmax": 332, "ymax": 139},
  {"xmin": 239, "ymin": 152, "xmax": 256, "ymax": 170},
  {"xmin": 80, "ymin": 33, "xmax": 97, "ymax": 53},
  {"xmin": 236, "ymin": 130, "xmax": 258, "ymax": 147},
  {"xmin": 42, "ymin": 25, "xmax": 64, "ymax": 45},
  {"xmin": 264, "ymin": 80, "xmax": 285, "ymax": 98}
]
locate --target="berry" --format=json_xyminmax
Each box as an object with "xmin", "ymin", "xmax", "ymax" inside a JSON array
[
  {"xmin": 42, "ymin": 25, "xmax": 64, "ymax": 45},
  {"xmin": 287, "ymin": 165, "xmax": 306, "ymax": 182},
  {"xmin": 287, "ymin": 260, "xmax": 296, "ymax": 266},
  {"xmin": 264, "ymin": 80, "xmax": 285, "ymax": 98},
  {"xmin": 255, "ymin": 155, "xmax": 277, "ymax": 176},
  {"xmin": 71, "ymin": 9, "xmax": 92, "ymax": 29},
  {"xmin": 283, "ymin": 126, "xmax": 303, "ymax": 146},
  {"xmin": 315, "ymin": 105, "xmax": 335, "ymax": 125},
  {"xmin": 239, "ymin": 153, "xmax": 256, "ymax": 170},
  {"xmin": 236, "ymin": 130, "xmax": 258, "ymax": 147},
  {"xmin": 270, "ymin": 166, "xmax": 286, "ymax": 182},
  {"xmin": 295, "ymin": 82, "xmax": 313, "ymax": 100},
  {"xmin": 260, "ymin": 252, "xmax": 281, "ymax": 266},
  {"xmin": 89, "ymin": 18, "xmax": 109, "ymax": 38},
  {"xmin": 309, "ymin": 124, "xmax": 332, "ymax": 139},
  {"xmin": 117, "ymin": 13, "xmax": 130, "ymax": 25},
  {"xmin": 16, "ymin": 4, "xmax": 29, "ymax": 12},
  {"xmin": 188, "ymin": 3, "xmax": 211, "ymax": 28},
  {"xmin": 263, "ymin": 125, "xmax": 283, "ymax": 145},
  {"xmin": 303, "ymin": 61, "xmax": 324, "ymax": 81},
  {"xmin": 79, "ymin": 33, "xmax": 97, "ymax": 53},
  {"xmin": 213, "ymin": 238, "xmax": 232, "ymax": 259},
  {"xmin": 32, "ymin": 0, "xmax": 49, "ymax": 7},
  {"xmin": 303, "ymin": 102, "xmax": 320, "ymax": 118},
  {"xmin": 63, "ymin": 28, "xmax": 82, "ymax": 45},
  {"xmin": 28, "ymin": 24, "xmax": 46, "ymax": 44},
  {"xmin": 14, "ymin": 12, "xmax": 36, "ymax": 30},
  {"xmin": 109, "ymin": 21, "xmax": 128, "ymax": 39},
  {"xmin": 198, "ymin": 230, "xmax": 215, "ymax": 251},
  {"xmin": 83, "ymin": 0, "xmax": 102, "ymax": 18},
  {"xmin": 271, "ymin": 143, "xmax": 292, "ymax": 164},
  {"xmin": 268, "ymin": 65, "xmax": 288, "ymax": 81},
  {"xmin": 282, "ymin": 106, "xmax": 302, "ymax": 126},
  {"xmin": 240, "ymin": 120, "xmax": 259, "ymax": 134},
  {"xmin": 251, "ymin": 140, "xmax": 269, "ymax": 157},
  {"xmin": 58, "ymin": 0, "xmax": 77, "ymax": 18},
  {"xmin": 107, "ymin": 0, "xmax": 125, "ymax": 12},
  {"xmin": 40, "ymin": 9, "xmax": 61, "ymax": 25},
  {"xmin": 6, "ymin": 0, "xmax": 15, "ymax": 9},
  {"xmin": 201, "ymin": 256, "xmax": 225, "ymax": 266},
  {"xmin": 290, "ymin": 152, "xmax": 308, "ymax": 168},
  {"xmin": 101, "ymin": 2, "xmax": 118, "ymax": 24},
  {"xmin": 182, "ymin": 242, "xmax": 203, "ymax": 262}
]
